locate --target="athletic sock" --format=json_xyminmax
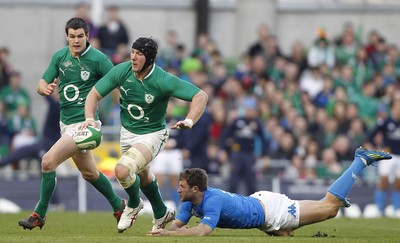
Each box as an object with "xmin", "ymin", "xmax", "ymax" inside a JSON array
[
  {"xmin": 124, "ymin": 175, "xmax": 141, "ymax": 208},
  {"xmin": 392, "ymin": 191, "xmax": 400, "ymax": 211},
  {"xmin": 375, "ymin": 190, "xmax": 386, "ymax": 213},
  {"xmin": 141, "ymin": 178, "xmax": 166, "ymax": 219},
  {"xmin": 90, "ymin": 172, "xmax": 121, "ymax": 212},
  {"xmin": 328, "ymin": 157, "xmax": 365, "ymax": 201},
  {"xmin": 35, "ymin": 171, "xmax": 57, "ymax": 218}
]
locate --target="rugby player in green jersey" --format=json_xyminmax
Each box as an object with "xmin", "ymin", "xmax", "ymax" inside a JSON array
[
  {"xmin": 19, "ymin": 17, "xmax": 126, "ymax": 230},
  {"xmin": 81, "ymin": 37, "xmax": 209, "ymax": 233}
]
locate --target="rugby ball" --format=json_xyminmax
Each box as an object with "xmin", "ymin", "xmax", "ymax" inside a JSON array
[{"xmin": 74, "ymin": 126, "xmax": 102, "ymax": 150}]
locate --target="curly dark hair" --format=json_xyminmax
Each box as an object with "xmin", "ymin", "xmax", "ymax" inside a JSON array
[{"xmin": 179, "ymin": 168, "xmax": 208, "ymax": 192}]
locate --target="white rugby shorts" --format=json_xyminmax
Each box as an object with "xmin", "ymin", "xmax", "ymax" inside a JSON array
[
  {"xmin": 60, "ymin": 120, "xmax": 102, "ymax": 137},
  {"xmin": 120, "ymin": 126, "xmax": 169, "ymax": 159},
  {"xmin": 151, "ymin": 149, "xmax": 183, "ymax": 175},
  {"xmin": 378, "ymin": 154, "xmax": 400, "ymax": 178},
  {"xmin": 250, "ymin": 191, "xmax": 300, "ymax": 232}
]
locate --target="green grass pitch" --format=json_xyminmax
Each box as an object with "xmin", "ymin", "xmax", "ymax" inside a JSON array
[{"xmin": 1, "ymin": 211, "xmax": 399, "ymax": 242}]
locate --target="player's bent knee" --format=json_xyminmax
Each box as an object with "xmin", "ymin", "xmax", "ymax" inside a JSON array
[
  {"xmin": 115, "ymin": 147, "xmax": 147, "ymax": 188},
  {"xmin": 80, "ymin": 170, "xmax": 98, "ymax": 182},
  {"xmin": 326, "ymin": 205, "xmax": 340, "ymax": 219},
  {"xmin": 41, "ymin": 154, "xmax": 56, "ymax": 172},
  {"xmin": 115, "ymin": 164, "xmax": 129, "ymax": 180},
  {"xmin": 118, "ymin": 174, "xmax": 137, "ymax": 189}
]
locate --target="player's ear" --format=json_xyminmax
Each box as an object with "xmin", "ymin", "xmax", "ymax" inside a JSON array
[{"xmin": 192, "ymin": 186, "xmax": 199, "ymax": 192}]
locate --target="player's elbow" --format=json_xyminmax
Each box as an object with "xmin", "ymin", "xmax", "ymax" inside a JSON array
[
  {"xmin": 197, "ymin": 224, "xmax": 213, "ymax": 236},
  {"xmin": 198, "ymin": 90, "xmax": 209, "ymax": 104},
  {"xmin": 88, "ymin": 88, "xmax": 102, "ymax": 101}
]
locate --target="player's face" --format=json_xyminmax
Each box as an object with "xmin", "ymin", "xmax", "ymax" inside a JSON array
[
  {"xmin": 66, "ymin": 28, "xmax": 88, "ymax": 57},
  {"xmin": 130, "ymin": 49, "xmax": 146, "ymax": 72},
  {"xmin": 177, "ymin": 180, "xmax": 196, "ymax": 202}
]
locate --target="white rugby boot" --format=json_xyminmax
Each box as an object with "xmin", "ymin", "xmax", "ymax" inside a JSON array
[
  {"xmin": 117, "ymin": 198, "xmax": 144, "ymax": 233},
  {"xmin": 151, "ymin": 208, "xmax": 176, "ymax": 231}
]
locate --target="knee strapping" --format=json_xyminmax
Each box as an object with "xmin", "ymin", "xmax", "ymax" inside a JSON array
[
  {"xmin": 118, "ymin": 174, "xmax": 137, "ymax": 188},
  {"xmin": 117, "ymin": 147, "xmax": 147, "ymax": 188}
]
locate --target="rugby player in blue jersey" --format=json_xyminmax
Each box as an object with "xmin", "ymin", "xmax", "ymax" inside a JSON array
[{"xmin": 148, "ymin": 147, "xmax": 391, "ymax": 236}]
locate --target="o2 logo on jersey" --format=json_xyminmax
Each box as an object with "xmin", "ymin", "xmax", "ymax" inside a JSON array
[
  {"xmin": 145, "ymin": 93, "xmax": 154, "ymax": 104},
  {"xmin": 81, "ymin": 70, "xmax": 90, "ymax": 81},
  {"xmin": 127, "ymin": 104, "xmax": 149, "ymax": 123},
  {"xmin": 63, "ymin": 84, "xmax": 84, "ymax": 104}
]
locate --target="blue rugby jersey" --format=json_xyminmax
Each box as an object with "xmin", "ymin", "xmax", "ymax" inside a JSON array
[{"xmin": 176, "ymin": 187, "xmax": 265, "ymax": 229}]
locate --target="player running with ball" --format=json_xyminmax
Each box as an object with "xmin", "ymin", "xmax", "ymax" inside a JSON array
[
  {"xmin": 81, "ymin": 37, "xmax": 208, "ymax": 233},
  {"xmin": 19, "ymin": 17, "xmax": 125, "ymax": 230}
]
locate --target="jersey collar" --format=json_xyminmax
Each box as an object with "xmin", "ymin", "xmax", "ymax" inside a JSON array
[
  {"xmin": 80, "ymin": 42, "xmax": 92, "ymax": 57},
  {"xmin": 143, "ymin": 64, "xmax": 155, "ymax": 80}
]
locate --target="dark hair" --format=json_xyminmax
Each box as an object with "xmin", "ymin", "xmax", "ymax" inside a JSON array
[
  {"xmin": 65, "ymin": 17, "xmax": 88, "ymax": 35},
  {"xmin": 179, "ymin": 168, "xmax": 208, "ymax": 192}
]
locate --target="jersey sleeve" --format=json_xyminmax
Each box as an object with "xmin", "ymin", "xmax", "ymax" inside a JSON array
[
  {"xmin": 175, "ymin": 202, "xmax": 193, "ymax": 224},
  {"xmin": 41, "ymin": 53, "xmax": 60, "ymax": 83},
  {"xmin": 199, "ymin": 195, "xmax": 223, "ymax": 229},
  {"xmin": 95, "ymin": 63, "xmax": 125, "ymax": 97},
  {"xmin": 97, "ymin": 55, "xmax": 114, "ymax": 77},
  {"xmin": 162, "ymin": 73, "xmax": 201, "ymax": 101}
]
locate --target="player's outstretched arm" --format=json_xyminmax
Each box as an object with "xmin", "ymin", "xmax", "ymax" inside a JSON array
[
  {"xmin": 148, "ymin": 222, "xmax": 213, "ymax": 236},
  {"xmin": 171, "ymin": 90, "xmax": 208, "ymax": 130},
  {"xmin": 80, "ymin": 87, "xmax": 103, "ymax": 129}
]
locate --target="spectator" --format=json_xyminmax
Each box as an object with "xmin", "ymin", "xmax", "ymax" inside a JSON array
[
  {"xmin": 97, "ymin": 5, "xmax": 129, "ymax": 60},
  {"xmin": 181, "ymin": 98, "xmax": 213, "ymax": 172},
  {"xmin": 347, "ymin": 117, "xmax": 367, "ymax": 152},
  {"xmin": 350, "ymin": 47, "xmax": 375, "ymax": 88},
  {"xmin": 220, "ymin": 97, "xmax": 268, "ymax": 195},
  {"xmin": 0, "ymin": 71, "xmax": 30, "ymax": 116},
  {"xmin": 74, "ymin": 2, "xmax": 99, "ymax": 40},
  {"xmin": 8, "ymin": 101, "xmax": 37, "ymax": 161},
  {"xmin": 0, "ymin": 101, "xmax": 11, "ymax": 159},
  {"xmin": 299, "ymin": 66, "xmax": 324, "ymax": 100},
  {"xmin": 364, "ymin": 30, "xmax": 380, "ymax": 57},
  {"xmin": 319, "ymin": 148, "xmax": 342, "ymax": 179},
  {"xmin": 247, "ymin": 23, "xmax": 270, "ymax": 58},
  {"xmin": 335, "ymin": 29, "xmax": 359, "ymax": 66},
  {"xmin": 283, "ymin": 154, "xmax": 305, "ymax": 181},
  {"xmin": 307, "ymin": 28, "xmax": 335, "ymax": 69},
  {"xmin": 314, "ymin": 75, "xmax": 335, "ymax": 108},
  {"xmin": 152, "ymin": 101, "xmax": 186, "ymax": 208},
  {"xmin": 332, "ymin": 135, "xmax": 353, "ymax": 162},
  {"xmin": 270, "ymin": 132, "xmax": 296, "ymax": 161},
  {"xmin": 0, "ymin": 47, "xmax": 14, "ymax": 90},
  {"xmin": 364, "ymin": 31, "xmax": 384, "ymax": 71},
  {"xmin": 349, "ymin": 81, "xmax": 380, "ymax": 129},
  {"xmin": 157, "ymin": 30, "xmax": 182, "ymax": 69},
  {"xmin": 287, "ymin": 40, "xmax": 308, "ymax": 77},
  {"xmin": 303, "ymin": 138, "xmax": 319, "ymax": 175},
  {"xmin": 0, "ymin": 90, "xmax": 60, "ymax": 168},
  {"xmin": 368, "ymin": 98, "xmax": 400, "ymax": 218}
]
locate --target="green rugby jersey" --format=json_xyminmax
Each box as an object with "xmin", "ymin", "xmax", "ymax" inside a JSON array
[
  {"xmin": 95, "ymin": 62, "xmax": 201, "ymax": 134},
  {"xmin": 42, "ymin": 43, "xmax": 113, "ymax": 124}
]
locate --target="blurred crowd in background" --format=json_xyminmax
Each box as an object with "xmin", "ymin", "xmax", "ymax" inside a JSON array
[{"xmin": 1, "ymin": 2, "xmax": 400, "ymax": 194}]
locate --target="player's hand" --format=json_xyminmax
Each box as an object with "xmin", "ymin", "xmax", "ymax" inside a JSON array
[
  {"xmin": 43, "ymin": 79, "xmax": 57, "ymax": 96},
  {"xmin": 171, "ymin": 119, "xmax": 193, "ymax": 130},
  {"xmin": 78, "ymin": 119, "xmax": 97, "ymax": 130},
  {"xmin": 147, "ymin": 229, "xmax": 167, "ymax": 236}
]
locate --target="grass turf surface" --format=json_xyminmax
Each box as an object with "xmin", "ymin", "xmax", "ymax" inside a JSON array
[{"xmin": 1, "ymin": 211, "xmax": 399, "ymax": 242}]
